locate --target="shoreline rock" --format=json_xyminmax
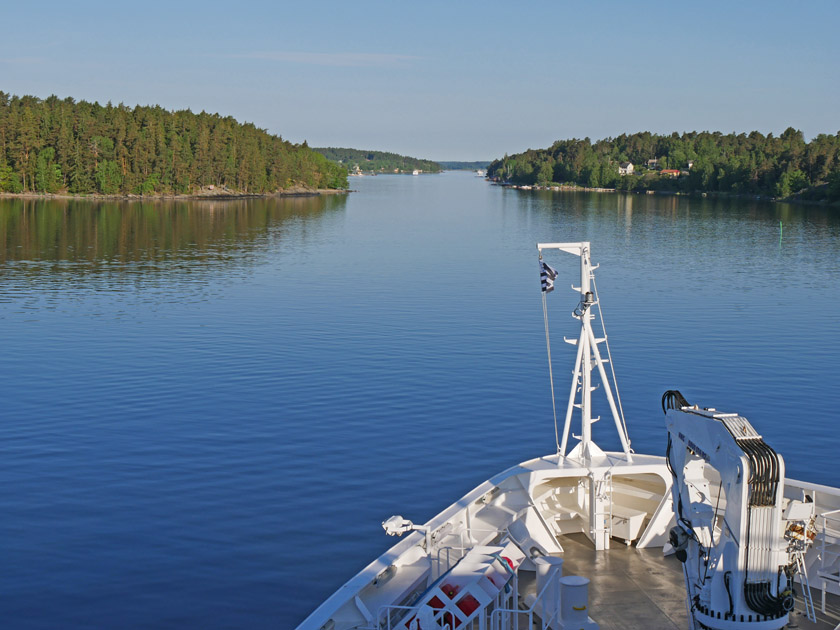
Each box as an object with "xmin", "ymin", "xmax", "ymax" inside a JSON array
[
  {"xmin": 494, "ymin": 182, "xmax": 837, "ymax": 207},
  {"xmin": 0, "ymin": 185, "xmax": 350, "ymax": 202}
]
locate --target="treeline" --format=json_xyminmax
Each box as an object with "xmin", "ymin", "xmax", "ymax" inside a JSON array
[
  {"xmin": 0, "ymin": 92, "xmax": 348, "ymax": 195},
  {"xmin": 313, "ymin": 147, "xmax": 442, "ymax": 173},
  {"xmin": 487, "ymin": 129, "xmax": 840, "ymax": 202}
]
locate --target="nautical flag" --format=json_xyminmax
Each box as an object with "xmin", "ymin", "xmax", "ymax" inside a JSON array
[{"xmin": 540, "ymin": 261, "xmax": 558, "ymax": 293}]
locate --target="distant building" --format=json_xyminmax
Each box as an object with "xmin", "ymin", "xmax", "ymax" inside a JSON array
[
  {"xmin": 687, "ymin": 160, "xmax": 695, "ymax": 170},
  {"xmin": 660, "ymin": 169, "xmax": 681, "ymax": 177},
  {"xmin": 619, "ymin": 162, "xmax": 634, "ymax": 176},
  {"xmin": 646, "ymin": 158, "xmax": 659, "ymax": 169}
]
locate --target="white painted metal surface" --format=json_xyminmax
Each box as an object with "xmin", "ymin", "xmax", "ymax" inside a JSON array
[{"xmin": 296, "ymin": 245, "xmax": 840, "ymax": 630}]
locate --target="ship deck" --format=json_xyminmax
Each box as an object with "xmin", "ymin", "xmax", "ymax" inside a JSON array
[{"xmin": 547, "ymin": 533, "xmax": 840, "ymax": 630}]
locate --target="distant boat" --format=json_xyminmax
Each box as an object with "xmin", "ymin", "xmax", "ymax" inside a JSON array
[
  {"xmin": 476, "ymin": 169, "xmax": 487, "ymax": 177},
  {"xmin": 412, "ymin": 170, "xmax": 420, "ymax": 176}
]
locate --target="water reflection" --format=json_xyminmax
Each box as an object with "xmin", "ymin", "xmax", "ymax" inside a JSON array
[
  {"xmin": 0, "ymin": 174, "xmax": 837, "ymax": 628},
  {"xmin": 521, "ymin": 189, "xmax": 840, "ymax": 232},
  {"xmin": 504, "ymin": 186, "xmax": 840, "ymax": 483},
  {"xmin": 0, "ymin": 195, "xmax": 348, "ymax": 266},
  {"xmin": 0, "ymin": 195, "xmax": 348, "ymax": 314}
]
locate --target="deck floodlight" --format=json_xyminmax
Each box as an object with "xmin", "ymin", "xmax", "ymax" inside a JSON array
[{"xmin": 382, "ymin": 515, "xmax": 414, "ymax": 537}]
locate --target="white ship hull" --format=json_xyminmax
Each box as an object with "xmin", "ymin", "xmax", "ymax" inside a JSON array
[
  {"xmin": 298, "ymin": 243, "xmax": 840, "ymax": 630},
  {"xmin": 299, "ymin": 451, "xmax": 840, "ymax": 629}
]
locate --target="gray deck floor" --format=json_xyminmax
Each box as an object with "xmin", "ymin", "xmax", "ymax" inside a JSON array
[{"xmin": 545, "ymin": 533, "xmax": 840, "ymax": 630}]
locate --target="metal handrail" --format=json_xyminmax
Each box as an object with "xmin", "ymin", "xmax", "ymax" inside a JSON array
[
  {"xmin": 373, "ymin": 569, "xmax": 518, "ymax": 630},
  {"xmin": 433, "ymin": 526, "xmax": 504, "ymax": 578},
  {"xmin": 816, "ymin": 509, "xmax": 840, "ymax": 614},
  {"xmin": 490, "ymin": 569, "xmax": 562, "ymax": 630},
  {"xmin": 359, "ymin": 524, "xmax": 519, "ymax": 629},
  {"xmin": 818, "ymin": 509, "xmax": 840, "ymax": 561}
]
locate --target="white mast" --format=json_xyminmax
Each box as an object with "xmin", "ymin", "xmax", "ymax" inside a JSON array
[{"xmin": 537, "ymin": 242, "xmax": 632, "ymax": 462}]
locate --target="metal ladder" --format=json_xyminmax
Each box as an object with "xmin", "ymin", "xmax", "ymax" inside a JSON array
[
  {"xmin": 589, "ymin": 472, "xmax": 613, "ymax": 545},
  {"xmin": 793, "ymin": 549, "xmax": 816, "ymax": 622}
]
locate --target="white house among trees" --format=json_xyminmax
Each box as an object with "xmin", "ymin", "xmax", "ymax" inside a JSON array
[{"xmin": 619, "ymin": 162, "xmax": 634, "ymax": 176}]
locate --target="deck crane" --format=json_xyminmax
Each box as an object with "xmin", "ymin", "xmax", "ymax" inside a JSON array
[{"xmin": 662, "ymin": 390, "xmax": 816, "ymax": 630}]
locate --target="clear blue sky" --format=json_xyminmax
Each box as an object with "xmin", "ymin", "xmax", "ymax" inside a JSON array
[{"xmin": 3, "ymin": 1, "xmax": 838, "ymax": 161}]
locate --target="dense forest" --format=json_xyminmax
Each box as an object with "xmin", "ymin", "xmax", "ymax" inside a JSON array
[
  {"xmin": 314, "ymin": 147, "xmax": 441, "ymax": 174},
  {"xmin": 0, "ymin": 92, "xmax": 348, "ymax": 195},
  {"xmin": 487, "ymin": 129, "xmax": 840, "ymax": 203}
]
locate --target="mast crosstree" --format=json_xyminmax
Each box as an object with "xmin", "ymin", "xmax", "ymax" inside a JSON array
[{"xmin": 537, "ymin": 242, "xmax": 632, "ymax": 462}]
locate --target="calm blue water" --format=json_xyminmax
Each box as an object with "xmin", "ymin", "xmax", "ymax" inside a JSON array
[{"xmin": 1, "ymin": 173, "xmax": 838, "ymax": 628}]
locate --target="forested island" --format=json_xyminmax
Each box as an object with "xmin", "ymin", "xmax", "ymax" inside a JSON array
[
  {"xmin": 488, "ymin": 130, "xmax": 840, "ymax": 203},
  {"xmin": 0, "ymin": 92, "xmax": 348, "ymax": 196},
  {"xmin": 313, "ymin": 147, "xmax": 442, "ymax": 174}
]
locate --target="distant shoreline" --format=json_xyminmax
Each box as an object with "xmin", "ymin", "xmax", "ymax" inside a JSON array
[
  {"xmin": 495, "ymin": 182, "xmax": 839, "ymax": 207},
  {"xmin": 0, "ymin": 186, "xmax": 350, "ymax": 202}
]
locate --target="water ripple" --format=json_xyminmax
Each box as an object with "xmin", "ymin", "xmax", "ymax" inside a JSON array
[{"xmin": 1, "ymin": 177, "xmax": 838, "ymax": 627}]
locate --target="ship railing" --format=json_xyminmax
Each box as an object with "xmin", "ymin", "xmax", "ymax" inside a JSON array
[
  {"xmin": 365, "ymin": 604, "xmax": 417, "ymax": 630},
  {"xmin": 816, "ymin": 508, "xmax": 840, "ymax": 612},
  {"xmin": 489, "ymin": 569, "xmax": 562, "ymax": 630},
  {"xmin": 371, "ymin": 572, "xmax": 517, "ymax": 630},
  {"xmin": 434, "ymin": 527, "xmax": 505, "ymax": 579}
]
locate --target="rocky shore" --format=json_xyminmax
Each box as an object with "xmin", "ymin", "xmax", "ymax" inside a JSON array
[
  {"xmin": 495, "ymin": 182, "xmax": 838, "ymax": 206},
  {"xmin": 0, "ymin": 184, "xmax": 350, "ymax": 202}
]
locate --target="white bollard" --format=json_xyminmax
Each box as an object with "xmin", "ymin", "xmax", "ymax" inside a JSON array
[
  {"xmin": 534, "ymin": 556, "xmax": 564, "ymax": 626},
  {"xmin": 559, "ymin": 575, "xmax": 591, "ymax": 626}
]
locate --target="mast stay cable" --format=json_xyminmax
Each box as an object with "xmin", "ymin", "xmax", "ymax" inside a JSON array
[
  {"xmin": 590, "ymin": 273, "xmax": 631, "ymax": 451},
  {"xmin": 541, "ymin": 270, "xmax": 561, "ymax": 454}
]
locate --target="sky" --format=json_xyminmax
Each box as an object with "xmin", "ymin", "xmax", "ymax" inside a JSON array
[{"xmin": 2, "ymin": 1, "xmax": 838, "ymax": 161}]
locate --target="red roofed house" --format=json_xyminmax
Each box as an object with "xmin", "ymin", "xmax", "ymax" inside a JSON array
[{"xmin": 661, "ymin": 169, "xmax": 681, "ymax": 177}]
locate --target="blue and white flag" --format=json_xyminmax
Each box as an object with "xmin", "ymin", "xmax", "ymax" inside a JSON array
[{"xmin": 540, "ymin": 261, "xmax": 558, "ymax": 293}]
